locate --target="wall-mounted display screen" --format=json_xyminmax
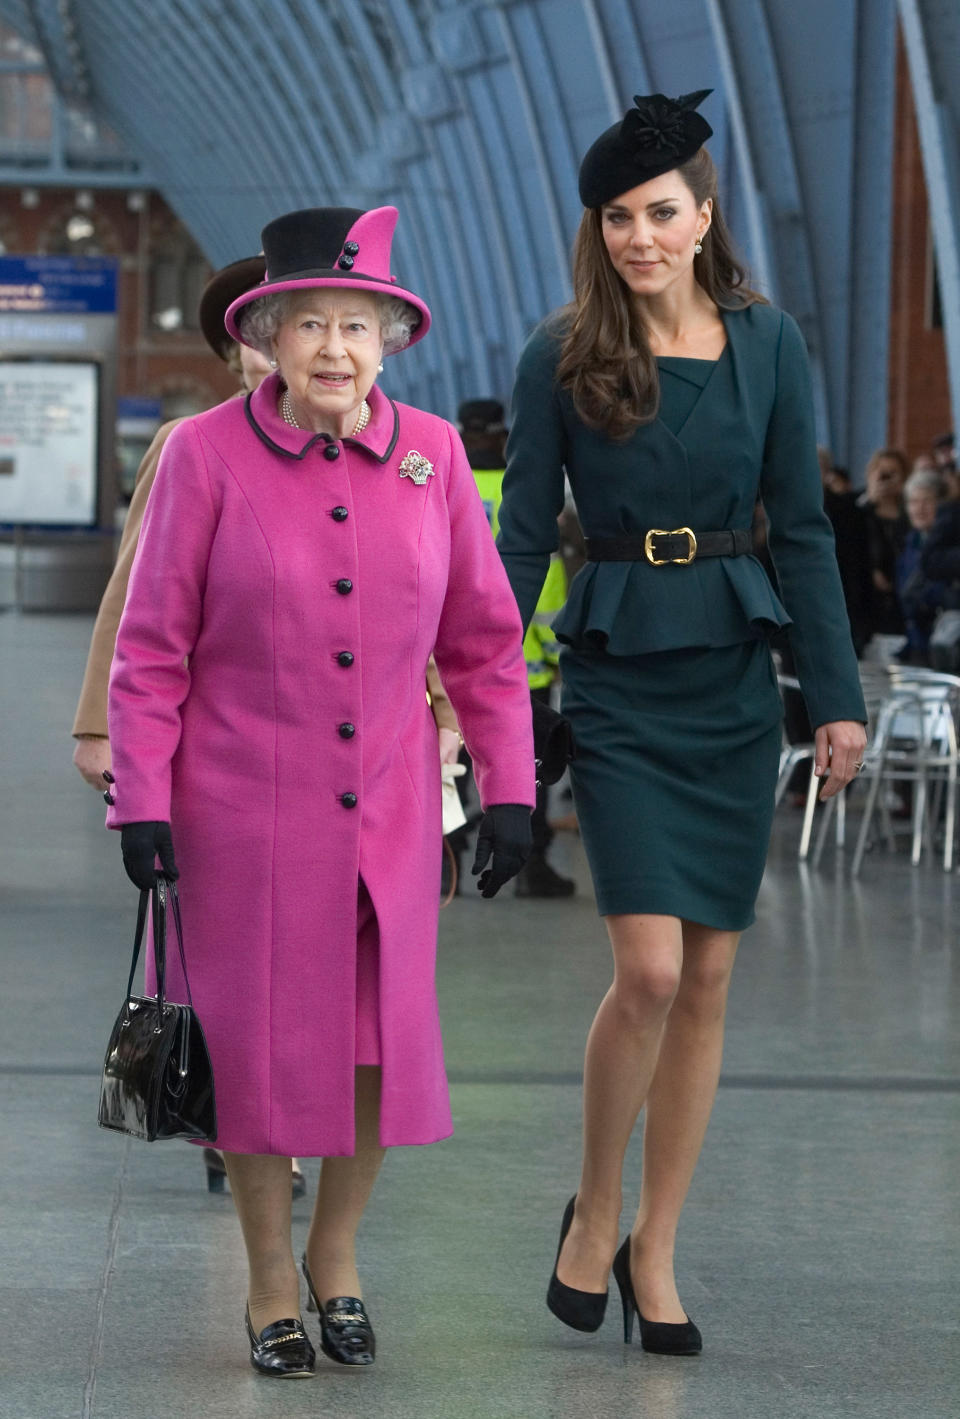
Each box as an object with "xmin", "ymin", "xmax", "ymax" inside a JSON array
[{"xmin": 0, "ymin": 360, "xmax": 99, "ymax": 526}]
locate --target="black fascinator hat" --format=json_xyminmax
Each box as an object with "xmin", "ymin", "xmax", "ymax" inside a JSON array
[{"xmin": 578, "ymin": 90, "xmax": 714, "ymax": 208}]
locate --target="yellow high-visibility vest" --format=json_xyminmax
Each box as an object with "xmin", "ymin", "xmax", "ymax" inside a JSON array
[{"xmin": 472, "ymin": 467, "xmax": 565, "ymax": 689}]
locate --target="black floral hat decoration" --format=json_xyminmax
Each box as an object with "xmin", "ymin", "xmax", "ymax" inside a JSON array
[{"xmin": 578, "ymin": 90, "xmax": 714, "ymax": 208}]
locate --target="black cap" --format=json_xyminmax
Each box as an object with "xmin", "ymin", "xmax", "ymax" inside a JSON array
[
  {"xmin": 458, "ymin": 398, "xmax": 505, "ymax": 432},
  {"xmin": 578, "ymin": 90, "xmax": 714, "ymax": 208}
]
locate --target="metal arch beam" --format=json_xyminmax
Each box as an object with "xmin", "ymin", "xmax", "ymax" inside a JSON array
[
  {"xmin": 898, "ymin": 0, "xmax": 960, "ymax": 435},
  {"xmin": 492, "ymin": 5, "xmax": 573, "ymax": 295},
  {"xmin": 705, "ymin": 0, "xmax": 850, "ymax": 459},
  {"xmin": 0, "ymin": 0, "xmax": 908, "ymax": 442},
  {"xmin": 333, "ymin": 5, "xmax": 476, "ymax": 414},
  {"xmin": 847, "ymin": 0, "xmax": 897, "ymax": 484},
  {"xmin": 74, "ymin": 2, "xmax": 287, "ymax": 256},
  {"xmin": 334, "ymin": 6, "xmax": 471, "ymax": 412}
]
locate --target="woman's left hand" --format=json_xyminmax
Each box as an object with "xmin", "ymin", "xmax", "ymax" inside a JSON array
[
  {"xmin": 814, "ymin": 720, "xmax": 868, "ymax": 800},
  {"xmin": 471, "ymin": 803, "xmax": 533, "ymax": 897}
]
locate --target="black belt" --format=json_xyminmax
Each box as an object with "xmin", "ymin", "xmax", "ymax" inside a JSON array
[{"xmin": 584, "ymin": 528, "xmax": 753, "ymax": 566}]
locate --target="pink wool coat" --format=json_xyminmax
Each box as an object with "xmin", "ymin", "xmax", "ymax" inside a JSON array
[{"xmin": 106, "ymin": 374, "xmax": 535, "ymax": 1156}]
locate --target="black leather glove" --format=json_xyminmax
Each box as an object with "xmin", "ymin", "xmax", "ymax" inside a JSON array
[
  {"xmin": 471, "ymin": 803, "xmax": 533, "ymax": 898},
  {"xmin": 120, "ymin": 821, "xmax": 179, "ymax": 890}
]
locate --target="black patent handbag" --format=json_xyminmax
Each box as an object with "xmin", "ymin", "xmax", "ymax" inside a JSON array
[{"xmin": 98, "ymin": 879, "xmax": 217, "ymax": 1142}]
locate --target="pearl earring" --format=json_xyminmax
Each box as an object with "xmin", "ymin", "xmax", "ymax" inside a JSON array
[
  {"xmin": 694, "ymin": 236, "xmax": 703, "ymax": 254},
  {"xmin": 378, "ymin": 362, "xmax": 384, "ymax": 373},
  {"xmin": 269, "ymin": 357, "xmax": 277, "ymax": 369}
]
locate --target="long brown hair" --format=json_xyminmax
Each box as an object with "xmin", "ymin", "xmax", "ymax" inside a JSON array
[{"xmin": 556, "ymin": 148, "xmax": 765, "ymax": 440}]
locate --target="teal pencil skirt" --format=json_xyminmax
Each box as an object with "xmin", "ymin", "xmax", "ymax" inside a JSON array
[{"xmin": 560, "ymin": 639, "xmax": 784, "ymax": 931}]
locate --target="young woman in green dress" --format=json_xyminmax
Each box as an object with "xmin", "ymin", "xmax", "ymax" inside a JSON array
[{"xmin": 497, "ymin": 91, "xmax": 867, "ymax": 1354}]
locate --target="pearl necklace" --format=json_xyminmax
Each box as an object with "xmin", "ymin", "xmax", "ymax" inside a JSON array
[{"xmin": 280, "ymin": 388, "xmax": 371, "ymax": 436}]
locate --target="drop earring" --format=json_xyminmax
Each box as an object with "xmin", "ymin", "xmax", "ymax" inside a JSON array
[
  {"xmin": 378, "ymin": 362, "xmax": 384, "ymax": 373},
  {"xmin": 269, "ymin": 357, "xmax": 277, "ymax": 369},
  {"xmin": 694, "ymin": 235, "xmax": 703, "ymax": 254}
]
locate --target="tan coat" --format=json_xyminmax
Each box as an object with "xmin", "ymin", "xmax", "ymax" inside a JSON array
[{"xmin": 72, "ymin": 418, "xmax": 458, "ymax": 737}]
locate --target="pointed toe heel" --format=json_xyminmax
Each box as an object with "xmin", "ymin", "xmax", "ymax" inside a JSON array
[
  {"xmin": 546, "ymin": 1195, "xmax": 608, "ymax": 1333},
  {"xmin": 245, "ymin": 1307, "xmax": 315, "ymax": 1377},
  {"xmin": 612, "ymin": 1237, "xmax": 702, "ymax": 1355},
  {"xmin": 301, "ymin": 1255, "xmax": 376, "ymax": 1365}
]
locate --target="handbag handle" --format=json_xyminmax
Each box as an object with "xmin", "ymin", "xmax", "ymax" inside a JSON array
[{"xmin": 125, "ymin": 880, "xmax": 194, "ymax": 1016}]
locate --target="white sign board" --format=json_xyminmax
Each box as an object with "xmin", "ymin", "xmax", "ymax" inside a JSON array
[{"xmin": 0, "ymin": 360, "xmax": 99, "ymax": 525}]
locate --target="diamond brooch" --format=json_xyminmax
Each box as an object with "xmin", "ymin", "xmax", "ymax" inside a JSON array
[{"xmin": 398, "ymin": 450, "xmax": 435, "ymax": 485}]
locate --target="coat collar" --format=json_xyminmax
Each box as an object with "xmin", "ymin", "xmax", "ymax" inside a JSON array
[{"xmin": 244, "ymin": 371, "xmax": 400, "ymax": 464}]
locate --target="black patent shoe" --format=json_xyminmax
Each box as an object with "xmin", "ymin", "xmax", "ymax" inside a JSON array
[
  {"xmin": 245, "ymin": 1307, "xmax": 316, "ymax": 1377},
  {"xmin": 301, "ymin": 1254, "xmax": 376, "ymax": 1365},
  {"xmin": 546, "ymin": 1195, "xmax": 608, "ymax": 1332},
  {"xmin": 611, "ymin": 1238, "xmax": 702, "ymax": 1355}
]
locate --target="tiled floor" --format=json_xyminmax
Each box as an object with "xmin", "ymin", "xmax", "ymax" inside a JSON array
[{"xmin": 1, "ymin": 613, "xmax": 957, "ymax": 1419}]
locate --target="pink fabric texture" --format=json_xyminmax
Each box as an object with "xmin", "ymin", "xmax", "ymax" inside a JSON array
[{"xmin": 106, "ymin": 375, "xmax": 535, "ymax": 1156}]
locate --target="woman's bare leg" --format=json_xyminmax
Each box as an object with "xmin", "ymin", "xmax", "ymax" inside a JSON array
[
  {"xmin": 556, "ymin": 914, "xmax": 683, "ymax": 1293},
  {"xmin": 305, "ymin": 1066, "xmax": 386, "ymax": 1303},
  {"xmin": 223, "ymin": 1152, "xmax": 299, "ymax": 1333},
  {"xmin": 628, "ymin": 922, "xmax": 740, "ymax": 1321}
]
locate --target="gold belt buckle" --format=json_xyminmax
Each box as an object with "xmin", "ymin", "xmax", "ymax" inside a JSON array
[{"xmin": 643, "ymin": 527, "xmax": 698, "ymax": 566}]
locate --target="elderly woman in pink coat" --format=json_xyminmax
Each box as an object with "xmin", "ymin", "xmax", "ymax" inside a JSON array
[{"xmin": 106, "ymin": 205, "xmax": 536, "ymax": 1379}]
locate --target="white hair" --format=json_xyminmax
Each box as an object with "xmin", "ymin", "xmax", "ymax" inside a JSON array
[
  {"xmin": 237, "ymin": 289, "xmax": 419, "ymax": 358},
  {"xmin": 903, "ymin": 470, "xmax": 944, "ymax": 500}
]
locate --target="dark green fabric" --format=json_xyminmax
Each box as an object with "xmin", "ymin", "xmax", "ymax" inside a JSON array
[
  {"xmin": 497, "ymin": 302, "xmax": 866, "ymax": 729},
  {"xmin": 657, "ymin": 356, "xmax": 716, "ymax": 433},
  {"xmin": 560, "ymin": 640, "xmax": 783, "ymax": 929}
]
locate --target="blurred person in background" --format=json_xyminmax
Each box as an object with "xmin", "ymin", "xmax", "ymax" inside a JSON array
[
  {"xmin": 932, "ymin": 430, "xmax": 955, "ymax": 475},
  {"xmin": 104, "ymin": 204, "xmax": 535, "ymax": 1377},
  {"xmin": 459, "ymin": 397, "xmax": 575, "ymax": 897},
  {"xmin": 895, "ymin": 470, "xmax": 949, "ymax": 662},
  {"xmin": 71, "ymin": 256, "xmax": 313, "ymax": 1198},
  {"xmin": 818, "ymin": 445, "xmax": 869, "ymax": 653},
  {"xmin": 857, "ymin": 448, "xmax": 910, "ymax": 644},
  {"xmin": 72, "ymin": 256, "xmax": 269, "ymax": 790}
]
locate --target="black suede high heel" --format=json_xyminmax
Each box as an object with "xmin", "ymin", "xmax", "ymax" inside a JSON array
[
  {"xmin": 301, "ymin": 1254, "xmax": 376, "ymax": 1366},
  {"xmin": 204, "ymin": 1148, "xmax": 227, "ymax": 1193},
  {"xmin": 611, "ymin": 1237, "xmax": 702, "ymax": 1355},
  {"xmin": 244, "ymin": 1307, "xmax": 316, "ymax": 1377},
  {"xmin": 546, "ymin": 1195, "xmax": 608, "ymax": 1332},
  {"xmin": 204, "ymin": 1149, "xmax": 306, "ymax": 1199}
]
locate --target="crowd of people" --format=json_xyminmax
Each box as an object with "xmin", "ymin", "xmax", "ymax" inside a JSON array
[{"xmin": 819, "ymin": 431, "xmax": 960, "ymax": 666}]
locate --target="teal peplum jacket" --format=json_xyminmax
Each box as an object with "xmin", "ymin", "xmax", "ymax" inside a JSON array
[{"xmin": 497, "ymin": 301, "xmax": 866, "ymax": 731}]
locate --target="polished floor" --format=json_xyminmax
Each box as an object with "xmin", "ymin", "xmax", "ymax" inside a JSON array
[{"xmin": 1, "ymin": 612, "xmax": 958, "ymax": 1419}]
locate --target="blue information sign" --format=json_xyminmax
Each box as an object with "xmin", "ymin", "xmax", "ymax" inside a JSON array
[{"xmin": 0, "ymin": 255, "xmax": 117, "ymax": 314}]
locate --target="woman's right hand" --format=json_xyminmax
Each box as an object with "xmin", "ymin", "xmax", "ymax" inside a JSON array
[
  {"xmin": 73, "ymin": 735, "xmax": 112, "ymax": 789},
  {"xmin": 120, "ymin": 822, "xmax": 179, "ymax": 890}
]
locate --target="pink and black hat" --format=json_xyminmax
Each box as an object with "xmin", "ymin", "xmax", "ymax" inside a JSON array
[{"xmin": 224, "ymin": 205, "xmax": 431, "ymax": 353}]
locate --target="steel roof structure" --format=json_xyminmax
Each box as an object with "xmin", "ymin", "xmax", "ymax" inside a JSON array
[{"xmin": 1, "ymin": 0, "xmax": 957, "ymax": 471}]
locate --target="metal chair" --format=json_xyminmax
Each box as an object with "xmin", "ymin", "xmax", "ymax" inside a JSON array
[
  {"xmin": 850, "ymin": 668, "xmax": 960, "ymax": 874},
  {"xmin": 799, "ymin": 664, "xmax": 896, "ymax": 867}
]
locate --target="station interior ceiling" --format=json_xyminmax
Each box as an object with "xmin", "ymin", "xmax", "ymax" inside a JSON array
[{"xmin": 0, "ymin": 0, "xmax": 958, "ymax": 469}]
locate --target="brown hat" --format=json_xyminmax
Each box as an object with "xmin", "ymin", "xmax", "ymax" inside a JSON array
[{"xmin": 198, "ymin": 255, "xmax": 266, "ymax": 360}]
